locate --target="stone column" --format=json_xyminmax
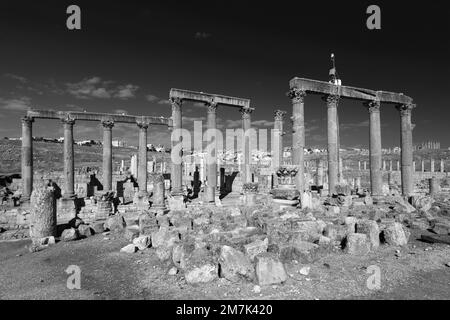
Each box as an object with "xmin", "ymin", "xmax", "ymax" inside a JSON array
[
  {"xmin": 366, "ymin": 100, "xmax": 383, "ymax": 197},
  {"xmin": 397, "ymin": 104, "xmax": 415, "ymax": 196},
  {"xmin": 288, "ymin": 89, "xmax": 306, "ymax": 193},
  {"xmin": 421, "ymin": 160, "xmax": 425, "ymax": 172},
  {"xmin": 241, "ymin": 106, "xmax": 253, "ymax": 184},
  {"xmin": 429, "ymin": 177, "xmax": 440, "ymax": 196},
  {"xmin": 397, "ymin": 160, "xmax": 400, "ymax": 171},
  {"xmin": 389, "ymin": 160, "xmax": 393, "ymax": 172},
  {"xmin": 21, "ymin": 116, "xmax": 34, "ymax": 201},
  {"xmin": 412, "ymin": 161, "xmax": 416, "ymax": 172},
  {"xmin": 206, "ymin": 102, "xmax": 218, "ymax": 203},
  {"xmin": 137, "ymin": 119, "xmax": 149, "ymax": 195},
  {"xmin": 383, "ymin": 160, "xmax": 386, "ymax": 171},
  {"xmin": 325, "ymin": 94, "xmax": 339, "ymax": 194},
  {"xmin": 170, "ymin": 97, "xmax": 183, "ymax": 195},
  {"xmin": 364, "ymin": 161, "xmax": 367, "ymax": 170},
  {"xmin": 358, "ymin": 161, "xmax": 361, "ymax": 171},
  {"xmin": 441, "ymin": 159, "xmax": 445, "ymax": 173},
  {"xmin": 29, "ymin": 185, "xmax": 57, "ymax": 243},
  {"xmin": 317, "ymin": 159, "xmax": 324, "ymax": 186},
  {"xmin": 101, "ymin": 120, "xmax": 114, "ymax": 191},
  {"xmin": 272, "ymin": 110, "xmax": 286, "ymax": 170},
  {"xmin": 149, "ymin": 173, "xmax": 165, "ymax": 209},
  {"xmin": 62, "ymin": 117, "xmax": 75, "ymax": 199},
  {"xmin": 430, "ymin": 158, "xmax": 435, "ymax": 173}
]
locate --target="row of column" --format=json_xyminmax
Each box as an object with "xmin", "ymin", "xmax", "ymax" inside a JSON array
[
  {"xmin": 288, "ymin": 88, "xmax": 416, "ymax": 197},
  {"xmin": 21, "ymin": 116, "xmax": 152, "ymax": 201},
  {"xmin": 169, "ymin": 97, "xmax": 254, "ymax": 204}
]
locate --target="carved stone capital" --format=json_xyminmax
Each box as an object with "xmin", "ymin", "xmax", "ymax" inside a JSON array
[
  {"xmin": 21, "ymin": 116, "xmax": 34, "ymax": 126},
  {"xmin": 396, "ymin": 103, "xmax": 415, "ymax": 117},
  {"xmin": 206, "ymin": 101, "xmax": 218, "ymax": 114},
  {"xmin": 240, "ymin": 107, "xmax": 254, "ymax": 119},
  {"xmin": 61, "ymin": 114, "xmax": 75, "ymax": 125},
  {"xmin": 101, "ymin": 119, "xmax": 115, "ymax": 129},
  {"xmin": 274, "ymin": 110, "xmax": 286, "ymax": 121},
  {"xmin": 365, "ymin": 100, "xmax": 381, "ymax": 113},
  {"xmin": 170, "ymin": 97, "xmax": 182, "ymax": 113},
  {"xmin": 323, "ymin": 94, "xmax": 340, "ymax": 106},
  {"xmin": 287, "ymin": 88, "xmax": 306, "ymax": 103},
  {"xmin": 136, "ymin": 118, "xmax": 149, "ymax": 129}
]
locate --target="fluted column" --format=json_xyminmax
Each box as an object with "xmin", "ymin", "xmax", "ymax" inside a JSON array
[
  {"xmin": 241, "ymin": 107, "xmax": 253, "ymax": 183},
  {"xmin": 397, "ymin": 103, "xmax": 415, "ymax": 196},
  {"xmin": 273, "ymin": 110, "xmax": 286, "ymax": 170},
  {"xmin": 288, "ymin": 88, "xmax": 306, "ymax": 193},
  {"xmin": 137, "ymin": 119, "xmax": 148, "ymax": 195},
  {"xmin": 366, "ymin": 100, "xmax": 382, "ymax": 197},
  {"xmin": 170, "ymin": 97, "xmax": 183, "ymax": 195},
  {"xmin": 325, "ymin": 94, "xmax": 339, "ymax": 194},
  {"xmin": 101, "ymin": 119, "xmax": 114, "ymax": 191},
  {"xmin": 206, "ymin": 102, "xmax": 218, "ymax": 203},
  {"xmin": 62, "ymin": 116, "xmax": 76, "ymax": 199},
  {"xmin": 21, "ymin": 116, "xmax": 34, "ymax": 201}
]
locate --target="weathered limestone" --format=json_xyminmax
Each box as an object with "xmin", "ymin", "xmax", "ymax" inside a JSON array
[
  {"xmin": 430, "ymin": 158, "xmax": 435, "ymax": 173},
  {"xmin": 366, "ymin": 100, "xmax": 382, "ymax": 197},
  {"xmin": 397, "ymin": 104, "xmax": 415, "ymax": 196},
  {"xmin": 62, "ymin": 116, "xmax": 76, "ymax": 199},
  {"xmin": 137, "ymin": 119, "xmax": 149, "ymax": 195},
  {"xmin": 241, "ymin": 107, "xmax": 253, "ymax": 184},
  {"xmin": 29, "ymin": 185, "xmax": 57, "ymax": 242},
  {"xmin": 21, "ymin": 116, "xmax": 34, "ymax": 201},
  {"xmin": 170, "ymin": 97, "xmax": 183, "ymax": 195},
  {"xmin": 206, "ymin": 102, "xmax": 218, "ymax": 203},
  {"xmin": 101, "ymin": 119, "xmax": 114, "ymax": 191},
  {"xmin": 272, "ymin": 110, "xmax": 286, "ymax": 171},
  {"xmin": 325, "ymin": 94, "xmax": 339, "ymax": 194},
  {"xmin": 429, "ymin": 177, "xmax": 440, "ymax": 196},
  {"xmin": 288, "ymin": 88, "xmax": 306, "ymax": 193},
  {"xmin": 150, "ymin": 173, "xmax": 166, "ymax": 209}
]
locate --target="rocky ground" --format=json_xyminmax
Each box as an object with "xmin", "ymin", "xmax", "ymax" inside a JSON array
[{"xmin": 1, "ymin": 193, "xmax": 449, "ymax": 300}]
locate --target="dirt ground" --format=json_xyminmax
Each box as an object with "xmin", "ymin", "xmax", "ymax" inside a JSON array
[{"xmin": 1, "ymin": 228, "xmax": 449, "ymax": 300}]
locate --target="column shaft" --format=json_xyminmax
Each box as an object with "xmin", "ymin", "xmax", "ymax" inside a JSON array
[
  {"xmin": 397, "ymin": 104, "xmax": 415, "ymax": 196},
  {"xmin": 288, "ymin": 88, "xmax": 306, "ymax": 193},
  {"xmin": 206, "ymin": 102, "xmax": 217, "ymax": 203},
  {"xmin": 21, "ymin": 117, "xmax": 34, "ymax": 201},
  {"xmin": 137, "ymin": 121, "xmax": 148, "ymax": 195},
  {"xmin": 170, "ymin": 98, "xmax": 183, "ymax": 194},
  {"xmin": 102, "ymin": 120, "xmax": 114, "ymax": 191},
  {"xmin": 367, "ymin": 100, "xmax": 383, "ymax": 197},
  {"xmin": 63, "ymin": 118, "xmax": 75, "ymax": 199},
  {"xmin": 325, "ymin": 95, "xmax": 339, "ymax": 194}
]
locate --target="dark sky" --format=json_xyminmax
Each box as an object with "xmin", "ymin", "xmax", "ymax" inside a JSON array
[{"xmin": 0, "ymin": 0, "xmax": 448, "ymax": 149}]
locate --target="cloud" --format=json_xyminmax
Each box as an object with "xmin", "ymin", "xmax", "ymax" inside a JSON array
[
  {"xmin": 114, "ymin": 84, "xmax": 139, "ymax": 99},
  {"xmin": 225, "ymin": 119, "xmax": 242, "ymax": 128},
  {"xmin": 66, "ymin": 77, "xmax": 139, "ymax": 100},
  {"xmin": 195, "ymin": 32, "xmax": 211, "ymax": 39},
  {"xmin": 0, "ymin": 97, "xmax": 31, "ymax": 111},
  {"xmin": 145, "ymin": 94, "xmax": 159, "ymax": 102},
  {"xmin": 157, "ymin": 99, "xmax": 171, "ymax": 105},
  {"xmin": 114, "ymin": 109, "xmax": 128, "ymax": 115},
  {"xmin": 252, "ymin": 120, "xmax": 274, "ymax": 127},
  {"xmin": 3, "ymin": 73, "xmax": 27, "ymax": 83},
  {"xmin": 340, "ymin": 120, "xmax": 370, "ymax": 131}
]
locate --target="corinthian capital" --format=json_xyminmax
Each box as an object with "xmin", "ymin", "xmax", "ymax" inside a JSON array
[
  {"xmin": 170, "ymin": 97, "xmax": 182, "ymax": 113},
  {"xmin": 101, "ymin": 119, "xmax": 115, "ymax": 129},
  {"xmin": 61, "ymin": 114, "xmax": 75, "ymax": 125},
  {"xmin": 21, "ymin": 116, "xmax": 34, "ymax": 126},
  {"xmin": 240, "ymin": 106, "xmax": 254, "ymax": 119},
  {"xmin": 136, "ymin": 117, "xmax": 149, "ymax": 129},
  {"xmin": 274, "ymin": 110, "xmax": 286, "ymax": 121},
  {"xmin": 322, "ymin": 94, "xmax": 339, "ymax": 107},
  {"xmin": 287, "ymin": 88, "xmax": 306, "ymax": 103},
  {"xmin": 396, "ymin": 103, "xmax": 415, "ymax": 117},
  {"xmin": 365, "ymin": 100, "xmax": 381, "ymax": 113},
  {"xmin": 206, "ymin": 101, "xmax": 218, "ymax": 114}
]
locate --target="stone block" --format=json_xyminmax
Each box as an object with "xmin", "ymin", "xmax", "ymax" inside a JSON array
[
  {"xmin": 345, "ymin": 233, "xmax": 370, "ymax": 255},
  {"xmin": 244, "ymin": 238, "xmax": 268, "ymax": 261},
  {"xmin": 255, "ymin": 253, "xmax": 287, "ymax": 286},
  {"xmin": 356, "ymin": 220, "xmax": 380, "ymax": 248},
  {"xmin": 61, "ymin": 228, "xmax": 79, "ymax": 242},
  {"xmin": 133, "ymin": 235, "xmax": 151, "ymax": 250},
  {"xmin": 381, "ymin": 222, "xmax": 409, "ymax": 246},
  {"xmin": 219, "ymin": 245, "xmax": 254, "ymax": 282},
  {"xmin": 78, "ymin": 224, "xmax": 94, "ymax": 238}
]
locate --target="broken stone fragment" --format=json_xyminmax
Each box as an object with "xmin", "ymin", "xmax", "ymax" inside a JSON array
[
  {"xmin": 151, "ymin": 226, "xmax": 180, "ymax": 249},
  {"xmin": 356, "ymin": 220, "xmax": 380, "ymax": 248},
  {"xmin": 120, "ymin": 244, "xmax": 137, "ymax": 253},
  {"xmin": 104, "ymin": 214, "xmax": 126, "ymax": 232},
  {"xmin": 345, "ymin": 233, "xmax": 370, "ymax": 255},
  {"xmin": 431, "ymin": 221, "xmax": 450, "ymax": 235},
  {"xmin": 344, "ymin": 216, "xmax": 357, "ymax": 234},
  {"xmin": 68, "ymin": 217, "xmax": 84, "ymax": 229},
  {"xmin": 255, "ymin": 253, "xmax": 287, "ymax": 286},
  {"xmin": 381, "ymin": 222, "xmax": 409, "ymax": 246},
  {"xmin": 323, "ymin": 224, "xmax": 348, "ymax": 242},
  {"xmin": 91, "ymin": 221, "xmax": 105, "ymax": 234},
  {"xmin": 219, "ymin": 245, "xmax": 254, "ymax": 283},
  {"xmin": 61, "ymin": 228, "xmax": 79, "ymax": 242},
  {"xmin": 124, "ymin": 226, "xmax": 140, "ymax": 242},
  {"xmin": 183, "ymin": 248, "xmax": 218, "ymax": 284},
  {"xmin": 133, "ymin": 235, "xmax": 151, "ymax": 250},
  {"xmin": 78, "ymin": 224, "xmax": 94, "ymax": 238},
  {"xmin": 244, "ymin": 238, "xmax": 268, "ymax": 261}
]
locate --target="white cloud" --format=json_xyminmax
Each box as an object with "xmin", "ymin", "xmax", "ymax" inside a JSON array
[
  {"xmin": 3, "ymin": 73, "xmax": 27, "ymax": 83},
  {"xmin": 157, "ymin": 99, "xmax": 171, "ymax": 105},
  {"xmin": 0, "ymin": 97, "xmax": 31, "ymax": 111},
  {"xmin": 145, "ymin": 94, "xmax": 159, "ymax": 102},
  {"xmin": 66, "ymin": 77, "xmax": 139, "ymax": 100}
]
